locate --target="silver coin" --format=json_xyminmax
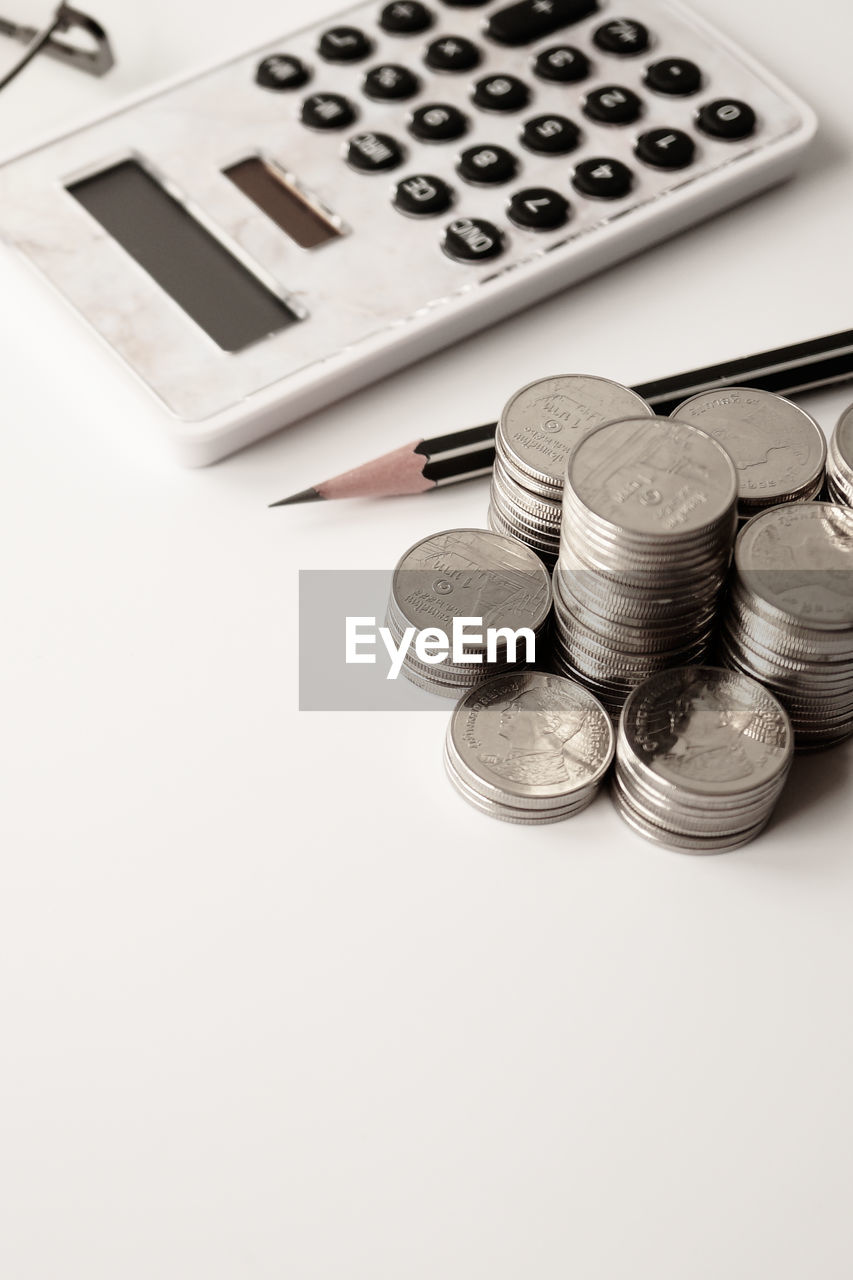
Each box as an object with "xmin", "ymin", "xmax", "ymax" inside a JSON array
[
  {"xmin": 392, "ymin": 527, "xmax": 552, "ymax": 637},
  {"xmin": 734, "ymin": 503, "xmax": 853, "ymax": 629},
  {"xmin": 828, "ymin": 402, "xmax": 853, "ymax": 491},
  {"xmin": 487, "ymin": 508, "xmax": 560, "ymax": 560},
  {"xmin": 726, "ymin": 583, "xmax": 853, "ymax": 658},
  {"xmin": 446, "ymin": 670, "xmax": 615, "ymax": 805},
  {"xmin": 497, "ymin": 375, "xmax": 653, "ymax": 492},
  {"xmin": 613, "ymin": 765, "xmax": 784, "ymax": 837},
  {"xmin": 445, "ymin": 757, "xmax": 600, "ymax": 824},
  {"xmin": 554, "ymin": 594, "xmax": 716, "ymax": 654},
  {"xmin": 444, "ymin": 741, "xmax": 598, "ymax": 813},
  {"xmin": 446, "ymin": 744, "xmax": 597, "ymax": 814},
  {"xmin": 827, "ymin": 474, "xmax": 853, "ymax": 507},
  {"xmin": 720, "ymin": 606, "xmax": 853, "ymax": 664},
  {"xmin": 672, "ymin": 387, "xmax": 826, "ymax": 511},
  {"xmin": 566, "ymin": 418, "xmax": 738, "ymax": 543},
  {"xmin": 490, "ymin": 490, "xmax": 561, "ymax": 540},
  {"xmin": 492, "ymin": 459, "xmax": 563, "ymax": 522},
  {"xmin": 611, "ymin": 775, "xmax": 774, "ymax": 853},
  {"xmin": 555, "ymin": 556, "xmax": 721, "ymax": 623},
  {"xmin": 619, "ymin": 666, "xmax": 793, "ymax": 798},
  {"xmin": 615, "ymin": 745, "xmax": 787, "ymax": 815}
]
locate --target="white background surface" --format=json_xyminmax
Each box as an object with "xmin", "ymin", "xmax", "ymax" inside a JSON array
[{"xmin": 2, "ymin": 1, "xmax": 852, "ymax": 1276}]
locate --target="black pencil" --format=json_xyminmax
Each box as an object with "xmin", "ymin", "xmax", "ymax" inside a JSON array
[{"xmin": 271, "ymin": 328, "xmax": 853, "ymax": 506}]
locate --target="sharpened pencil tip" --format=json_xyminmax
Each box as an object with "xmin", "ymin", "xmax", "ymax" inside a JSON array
[{"xmin": 269, "ymin": 486, "xmax": 324, "ymax": 507}]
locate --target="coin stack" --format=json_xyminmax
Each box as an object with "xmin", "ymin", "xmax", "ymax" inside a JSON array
[
  {"xmin": 387, "ymin": 528, "xmax": 552, "ymax": 698},
  {"xmin": 826, "ymin": 403, "xmax": 853, "ymax": 506},
  {"xmin": 444, "ymin": 671, "xmax": 615, "ymax": 824},
  {"xmin": 612, "ymin": 667, "xmax": 793, "ymax": 852},
  {"xmin": 488, "ymin": 375, "xmax": 654, "ymax": 563},
  {"xmin": 672, "ymin": 386, "xmax": 826, "ymax": 523},
  {"xmin": 552, "ymin": 417, "xmax": 738, "ymax": 715},
  {"xmin": 719, "ymin": 503, "xmax": 853, "ymax": 748}
]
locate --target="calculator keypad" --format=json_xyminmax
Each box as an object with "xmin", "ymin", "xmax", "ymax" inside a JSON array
[
  {"xmin": 300, "ymin": 93, "xmax": 357, "ymax": 129},
  {"xmin": 457, "ymin": 143, "xmax": 518, "ymax": 183},
  {"xmin": 521, "ymin": 114, "xmax": 581, "ymax": 155},
  {"xmin": 644, "ymin": 57, "xmax": 701, "ymax": 96},
  {"xmin": 425, "ymin": 35, "xmax": 482, "ymax": 71},
  {"xmin": 507, "ymin": 186, "xmax": 571, "ymax": 229},
  {"xmin": 697, "ymin": 98, "xmax": 757, "ymax": 140},
  {"xmin": 264, "ymin": 1, "xmax": 774, "ymax": 268},
  {"xmin": 592, "ymin": 19, "xmax": 651, "ymax": 55},
  {"xmin": 572, "ymin": 156, "xmax": 634, "ymax": 198},
  {"xmin": 347, "ymin": 132, "xmax": 406, "ymax": 170},
  {"xmin": 409, "ymin": 103, "xmax": 470, "ymax": 141},
  {"xmin": 363, "ymin": 63, "xmax": 422, "ymax": 98},
  {"xmin": 472, "ymin": 73, "xmax": 531, "ymax": 111},
  {"xmin": 255, "ymin": 54, "xmax": 311, "ymax": 90},
  {"xmin": 485, "ymin": 0, "xmax": 598, "ymax": 48},
  {"xmin": 442, "ymin": 217, "xmax": 504, "ymax": 262},
  {"xmin": 379, "ymin": 2, "xmax": 435, "ymax": 34},
  {"xmin": 533, "ymin": 45, "xmax": 591, "ymax": 83},
  {"xmin": 583, "ymin": 85, "xmax": 643, "ymax": 125},
  {"xmin": 635, "ymin": 126, "xmax": 694, "ymax": 169},
  {"xmin": 394, "ymin": 173, "xmax": 455, "ymax": 214},
  {"xmin": 318, "ymin": 26, "xmax": 374, "ymax": 61}
]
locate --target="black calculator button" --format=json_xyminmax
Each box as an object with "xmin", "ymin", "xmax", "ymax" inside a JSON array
[
  {"xmin": 472, "ymin": 74, "xmax": 530, "ymax": 112},
  {"xmin": 508, "ymin": 187, "xmax": 570, "ymax": 230},
  {"xmin": 347, "ymin": 132, "xmax": 405, "ymax": 172},
  {"xmin": 441, "ymin": 0, "xmax": 491, "ymax": 6},
  {"xmin": 533, "ymin": 44, "xmax": 591, "ymax": 83},
  {"xmin": 572, "ymin": 156, "xmax": 633, "ymax": 199},
  {"xmin": 635, "ymin": 127, "xmax": 695, "ymax": 169},
  {"xmin": 442, "ymin": 217, "xmax": 505, "ymax": 263},
  {"xmin": 521, "ymin": 114, "xmax": 581, "ymax": 155},
  {"xmin": 255, "ymin": 54, "xmax": 310, "ymax": 91},
  {"xmin": 457, "ymin": 144, "xmax": 518, "ymax": 184},
  {"xmin": 363, "ymin": 64, "xmax": 422, "ymax": 100},
  {"xmin": 425, "ymin": 36, "xmax": 482, "ymax": 72},
  {"xmin": 593, "ymin": 19, "xmax": 650, "ymax": 56},
  {"xmin": 394, "ymin": 173, "xmax": 455, "ymax": 215},
  {"xmin": 318, "ymin": 26, "xmax": 373, "ymax": 62},
  {"xmin": 379, "ymin": 2, "xmax": 434, "ymax": 34},
  {"xmin": 697, "ymin": 98, "xmax": 757, "ymax": 140},
  {"xmin": 301, "ymin": 93, "xmax": 357, "ymax": 129},
  {"xmin": 583, "ymin": 85, "xmax": 642, "ymax": 125},
  {"xmin": 409, "ymin": 103, "xmax": 469, "ymax": 141},
  {"xmin": 486, "ymin": 0, "xmax": 598, "ymax": 48},
  {"xmin": 644, "ymin": 57, "xmax": 701, "ymax": 96}
]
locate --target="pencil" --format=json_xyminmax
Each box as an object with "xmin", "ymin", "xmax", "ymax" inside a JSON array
[{"xmin": 270, "ymin": 327, "xmax": 853, "ymax": 506}]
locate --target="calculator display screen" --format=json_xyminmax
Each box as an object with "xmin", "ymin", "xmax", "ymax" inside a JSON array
[{"xmin": 67, "ymin": 159, "xmax": 299, "ymax": 352}]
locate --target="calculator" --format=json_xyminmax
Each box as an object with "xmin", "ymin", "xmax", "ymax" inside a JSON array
[{"xmin": 0, "ymin": 0, "xmax": 815, "ymax": 464}]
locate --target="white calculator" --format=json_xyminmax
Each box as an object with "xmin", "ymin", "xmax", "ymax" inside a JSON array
[{"xmin": 0, "ymin": 0, "xmax": 816, "ymax": 464}]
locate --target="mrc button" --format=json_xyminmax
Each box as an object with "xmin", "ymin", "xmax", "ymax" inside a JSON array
[{"xmin": 442, "ymin": 216, "xmax": 505, "ymax": 262}]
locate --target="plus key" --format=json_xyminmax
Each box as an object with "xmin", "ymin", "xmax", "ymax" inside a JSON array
[{"xmin": 487, "ymin": 0, "xmax": 598, "ymax": 48}]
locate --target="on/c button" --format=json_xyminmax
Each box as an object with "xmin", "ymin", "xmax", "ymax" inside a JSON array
[{"xmin": 442, "ymin": 217, "xmax": 505, "ymax": 263}]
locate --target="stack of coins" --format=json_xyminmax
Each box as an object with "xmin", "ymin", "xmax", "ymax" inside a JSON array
[
  {"xmin": 719, "ymin": 503, "xmax": 853, "ymax": 748},
  {"xmin": 612, "ymin": 666, "xmax": 793, "ymax": 852},
  {"xmin": 444, "ymin": 671, "xmax": 615, "ymax": 824},
  {"xmin": 826, "ymin": 403, "xmax": 853, "ymax": 506},
  {"xmin": 672, "ymin": 386, "xmax": 826, "ymax": 522},
  {"xmin": 387, "ymin": 528, "xmax": 552, "ymax": 698},
  {"xmin": 488, "ymin": 375, "xmax": 653, "ymax": 563},
  {"xmin": 552, "ymin": 417, "xmax": 738, "ymax": 715}
]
